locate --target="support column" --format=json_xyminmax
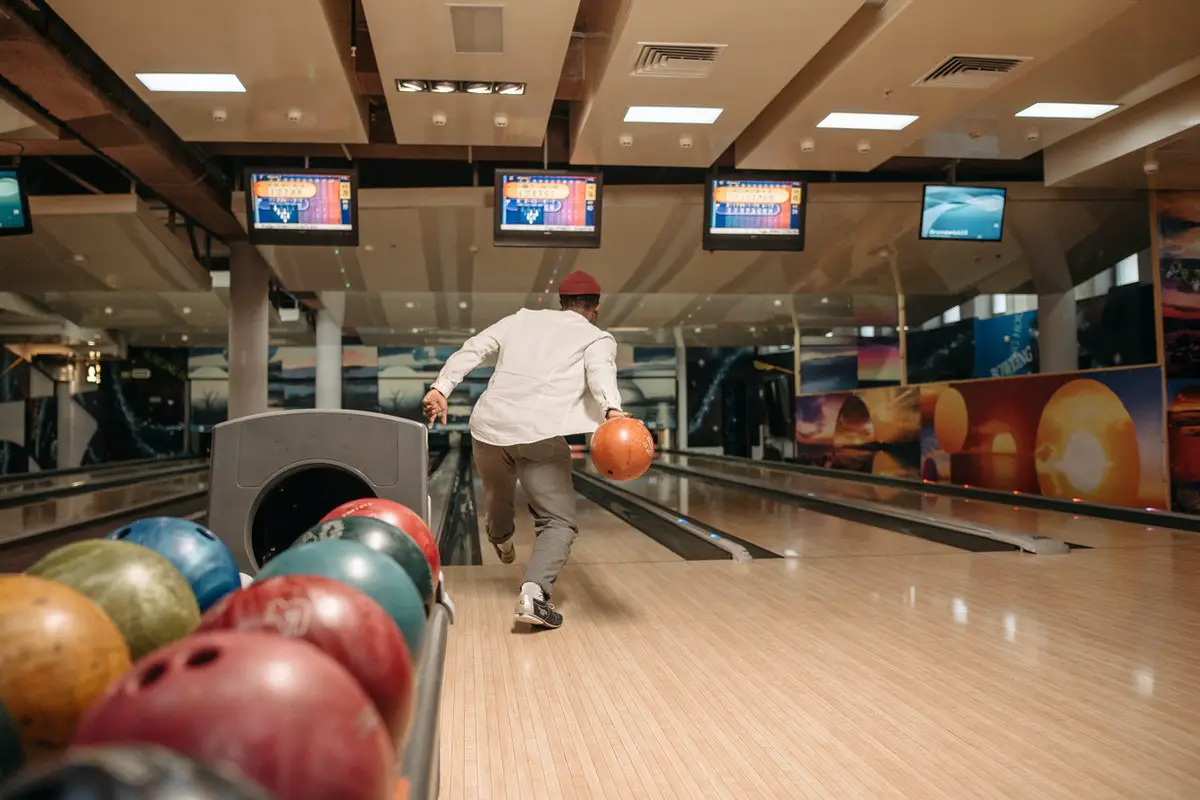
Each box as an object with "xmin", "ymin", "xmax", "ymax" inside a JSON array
[
  {"xmin": 674, "ymin": 327, "xmax": 688, "ymax": 451},
  {"xmin": 315, "ymin": 291, "xmax": 345, "ymax": 410},
  {"xmin": 1038, "ymin": 291, "xmax": 1079, "ymax": 374},
  {"xmin": 227, "ymin": 242, "xmax": 270, "ymax": 420},
  {"xmin": 55, "ymin": 370, "xmax": 77, "ymax": 469}
]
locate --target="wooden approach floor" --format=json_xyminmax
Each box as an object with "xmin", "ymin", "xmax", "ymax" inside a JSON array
[{"xmin": 440, "ymin": 478, "xmax": 1200, "ymax": 799}]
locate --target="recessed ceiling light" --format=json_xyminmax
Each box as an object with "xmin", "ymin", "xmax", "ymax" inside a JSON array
[
  {"xmin": 431, "ymin": 81, "xmax": 458, "ymax": 94},
  {"xmin": 496, "ymin": 83, "xmax": 526, "ymax": 96},
  {"xmin": 458, "ymin": 301, "xmax": 469, "ymax": 309},
  {"xmin": 86, "ymin": 340, "xmax": 95, "ymax": 346},
  {"xmin": 363, "ymin": 244, "xmax": 374, "ymax": 252},
  {"xmin": 773, "ymin": 299, "xmax": 782, "ymax": 307},
  {"xmin": 1015, "ymin": 102, "xmax": 1119, "ymax": 120},
  {"xmin": 72, "ymin": 254, "xmax": 86, "ymax": 263},
  {"xmin": 104, "ymin": 306, "xmax": 113, "ymax": 315},
  {"xmin": 396, "ymin": 80, "xmax": 428, "ymax": 93},
  {"xmin": 181, "ymin": 306, "xmax": 191, "ymax": 315},
  {"xmin": 464, "ymin": 82, "xmax": 492, "ymax": 95},
  {"xmin": 181, "ymin": 334, "xmax": 189, "ymax": 342},
  {"xmin": 820, "ymin": 297, "xmax": 829, "ymax": 305},
  {"xmin": 817, "ymin": 112, "xmax": 918, "ymax": 131},
  {"xmin": 405, "ymin": 301, "xmax": 415, "ymax": 309},
  {"xmin": 411, "ymin": 327, "xmax": 420, "ymax": 334},
  {"xmin": 136, "ymin": 73, "xmax": 246, "ymax": 93},
  {"xmin": 824, "ymin": 331, "xmax": 833, "ymax": 338},
  {"xmin": 693, "ymin": 327, "xmax": 702, "ymax": 334},
  {"xmin": 624, "ymin": 106, "xmax": 723, "ymax": 125}
]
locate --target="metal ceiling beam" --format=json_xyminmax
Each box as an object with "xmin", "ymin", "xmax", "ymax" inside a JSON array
[{"xmin": 0, "ymin": 0, "xmax": 243, "ymax": 240}]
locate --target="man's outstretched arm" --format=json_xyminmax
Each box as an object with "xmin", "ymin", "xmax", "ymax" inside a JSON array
[
  {"xmin": 583, "ymin": 336, "xmax": 629, "ymax": 419},
  {"xmin": 422, "ymin": 315, "xmax": 513, "ymax": 425}
]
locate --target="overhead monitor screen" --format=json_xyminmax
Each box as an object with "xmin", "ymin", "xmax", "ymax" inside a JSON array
[
  {"xmin": 0, "ymin": 169, "xmax": 31, "ymax": 237},
  {"xmin": 920, "ymin": 184, "xmax": 1007, "ymax": 242},
  {"xmin": 703, "ymin": 175, "xmax": 807, "ymax": 251},
  {"xmin": 246, "ymin": 169, "xmax": 358, "ymax": 246},
  {"xmin": 497, "ymin": 172, "xmax": 599, "ymax": 239}
]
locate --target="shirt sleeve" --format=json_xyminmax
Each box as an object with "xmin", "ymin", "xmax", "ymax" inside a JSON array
[
  {"xmin": 430, "ymin": 314, "xmax": 513, "ymax": 397},
  {"xmin": 583, "ymin": 335, "xmax": 623, "ymax": 413}
]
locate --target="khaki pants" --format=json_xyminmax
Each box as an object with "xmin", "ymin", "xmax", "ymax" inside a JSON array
[{"xmin": 472, "ymin": 436, "xmax": 578, "ymax": 597}]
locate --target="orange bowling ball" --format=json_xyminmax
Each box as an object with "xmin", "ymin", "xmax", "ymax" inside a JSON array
[{"xmin": 590, "ymin": 417, "xmax": 655, "ymax": 481}]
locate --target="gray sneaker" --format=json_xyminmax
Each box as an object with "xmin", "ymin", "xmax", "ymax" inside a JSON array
[{"xmin": 515, "ymin": 586, "xmax": 562, "ymax": 629}]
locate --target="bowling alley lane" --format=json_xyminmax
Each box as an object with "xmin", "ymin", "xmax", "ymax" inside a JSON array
[
  {"xmin": 663, "ymin": 454, "xmax": 1200, "ymax": 550},
  {"xmin": 0, "ymin": 471, "xmax": 207, "ymax": 550},
  {"xmin": 0, "ymin": 457, "xmax": 205, "ymax": 501},
  {"xmin": 440, "ymin": 543, "xmax": 1200, "ymax": 799},
  {"xmin": 476, "ymin": 482, "xmax": 682, "ymax": 567},
  {"xmin": 612, "ymin": 468, "xmax": 963, "ymax": 558}
]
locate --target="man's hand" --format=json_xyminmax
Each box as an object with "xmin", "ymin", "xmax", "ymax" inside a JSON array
[
  {"xmin": 605, "ymin": 409, "xmax": 633, "ymax": 420},
  {"xmin": 422, "ymin": 389, "xmax": 448, "ymax": 428}
]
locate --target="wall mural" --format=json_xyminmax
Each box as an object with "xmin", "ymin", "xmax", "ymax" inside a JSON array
[
  {"xmin": 1156, "ymin": 192, "xmax": 1200, "ymax": 512},
  {"xmin": 796, "ymin": 365, "xmax": 1167, "ymax": 510}
]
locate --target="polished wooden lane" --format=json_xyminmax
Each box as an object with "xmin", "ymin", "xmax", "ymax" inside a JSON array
[
  {"xmin": 664, "ymin": 455, "xmax": 1200, "ymax": 550},
  {"xmin": 610, "ymin": 468, "xmax": 962, "ymax": 558},
  {"xmin": 477, "ymin": 481, "xmax": 682, "ymax": 568},
  {"xmin": 441, "ymin": 544, "xmax": 1200, "ymax": 799},
  {"xmin": 0, "ymin": 471, "xmax": 208, "ymax": 547}
]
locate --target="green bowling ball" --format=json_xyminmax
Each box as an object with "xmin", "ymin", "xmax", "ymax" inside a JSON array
[
  {"xmin": 255, "ymin": 539, "xmax": 427, "ymax": 658},
  {"xmin": 26, "ymin": 540, "xmax": 200, "ymax": 661},
  {"xmin": 295, "ymin": 516, "xmax": 435, "ymax": 610}
]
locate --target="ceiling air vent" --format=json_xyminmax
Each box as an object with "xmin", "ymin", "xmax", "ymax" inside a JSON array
[
  {"xmin": 448, "ymin": 5, "xmax": 503, "ymax": 54},
  {"xmin": 915, "ymin": 55, "xmax": 1031, "ymax": 89},
  {"xmin": 632, "ymin": 43, "xmax": 726, "ymax": 79}
]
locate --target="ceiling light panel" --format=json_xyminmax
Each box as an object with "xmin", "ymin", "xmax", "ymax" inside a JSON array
[
  {"xmin": 624, "ymin": 106, "xmax": 723, "ymax": 124},
  {"xmin": 1014, "ymin": 102, "xmax": 1119, "ymax": 119},
  {"xmin": 136, "ymin": 73, "xmax": 246, "ymax": 92},
  {"xmin": 816, "ymin": 112, "xmax": 919, "ymax": 131}
]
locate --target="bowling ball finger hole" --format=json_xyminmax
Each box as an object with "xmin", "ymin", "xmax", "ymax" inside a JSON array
[
  {"xmin": 193, "ymin": 526, "xmax": 217, "ymax": 541},
  {"xmin": 112, "ymin": 527, "xmax": 131, "ymax": 539},
  {"xmin": 185, "ymin": 648, "xmax": 221, "ymax": 668},
  {"xmin": 139, "ymin": 663, "xmax": 168, "ymax": 687}
]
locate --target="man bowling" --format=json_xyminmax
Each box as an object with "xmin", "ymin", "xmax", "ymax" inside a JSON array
[{"xmin": 422, "ymin": 270, "xmax": 629, "ymax": 629}]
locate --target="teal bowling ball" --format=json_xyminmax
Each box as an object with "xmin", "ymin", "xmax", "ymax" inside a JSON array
[
  {"xmin": 295, "ymin": 516, "xmax": 435, "ymax": 610},
  {"xmin": 254, "ymin": 539, "xmax": 426, "ymax": 657}
]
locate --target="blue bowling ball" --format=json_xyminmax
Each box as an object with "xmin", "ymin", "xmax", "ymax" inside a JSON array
[
  {"xmin": 255, "ymin": 539, "xmax": 427, "ymax": 657},
  {"xmin": 107, "ymin": 517, "xmax": 241, "ymax": 612}
]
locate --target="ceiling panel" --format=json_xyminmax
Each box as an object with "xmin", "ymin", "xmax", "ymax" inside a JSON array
[
  {"xmin": 907, "ymin": 0, "xmax": 1200, "ymax": 162},
  {"xmin": 46, "ymin": 0, "xmax": 366, "ymax": 143},
  {"xmin": 0, "ymin": 195, "xmax": 209, "ymax": 294},
  {"xmin": 735, "ymin": 0, "xmax": 1133, "ymax": 172},
  {"xmin": 362, "ymin": 0, "xmax": 581, "ymax": 146},
  {"xmin": 569, "ymin": 0, "xmax": 862, "ymax": 167}
]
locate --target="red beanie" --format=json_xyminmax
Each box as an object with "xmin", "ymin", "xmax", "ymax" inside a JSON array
[{"xmin": 557, "ymin": 270, "xmax": 602, "ymax": 296}]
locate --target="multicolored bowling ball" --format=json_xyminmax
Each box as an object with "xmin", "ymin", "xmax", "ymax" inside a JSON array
[
  {"xmin": 26, "ymin": 539, "xmax": 200, "ymax": 660},
  {"xmin": 0, "ymin": 745, "xmax": 270, "ymax": 799},
  {"xmin": 0, "ymin": 575, "xmax": 131, "ymax": 778},
  {"xmin": 320, "ymin": 498, "xmax": 440, "ymax": 585},
  {"xmin": 297, "ymin": 515, "xmax": 435, "ymax": 609},
  {"xmin": 73, "ymin": 631, "xmax": 395, "ymax": 800},
  {"xmin": 256, "ymin": 539, "xmax": 427, "ymax": 658},
  {"xmin": 107, "ymin": 516, "xmax": 241, "ymax": 612},
  {"xmin": 198, "ymin": 575, "xmax": 416, "ymax": 746},
  {"xmin": 590, "ymin": 417, "xmax": 655, "ymax": 481}
]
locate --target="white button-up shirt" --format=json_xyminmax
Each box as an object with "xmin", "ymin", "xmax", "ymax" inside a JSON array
[{"xmin": 431, "ymin": 308, "xmax": 623, "ymax": 447}]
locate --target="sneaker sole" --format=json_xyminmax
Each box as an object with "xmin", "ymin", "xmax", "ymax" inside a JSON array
[
  {"xmin": 514, "ymin": 611, "xmax": 561, "ymax": 629},
  {"xmin": 493, "ymin": 544, "xmax": 516, "ymax": 564}
]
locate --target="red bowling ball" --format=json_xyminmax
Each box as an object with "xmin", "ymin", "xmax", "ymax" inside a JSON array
[
  {"xmin": 321, "ymin": 498, "xmax": 440, "ymax": 584},
  {"xmin": 72, "ymin": 630, "xmax": 395, "ymax": 800},
  {"xmin": 197, "ymin": 575, "xmax": 416, "ymax": 746}
]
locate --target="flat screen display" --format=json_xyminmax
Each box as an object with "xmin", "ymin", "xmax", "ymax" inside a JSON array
[
  {"xmin": 920, "ymin": 184, "xmax": 1007, "ymax": 242},
  {"xmin": 494, "ymin": 171, "xmax": 602, "ymax": 248},
  {"xmin": 245, "ymin": 168, "xmax": 358, "ymax": 247},
  {"xmin": 0, "ymin": 169, "xmax": 32, "ymax": 237},
  {"xmin": 703, "ymin": 175, "xmax": 807, "ymax": 251}
]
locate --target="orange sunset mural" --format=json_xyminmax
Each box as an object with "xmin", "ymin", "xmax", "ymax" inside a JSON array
[{"xmin": 799, "ymin": 365, "xmax": 1167, "ymax": 510}]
